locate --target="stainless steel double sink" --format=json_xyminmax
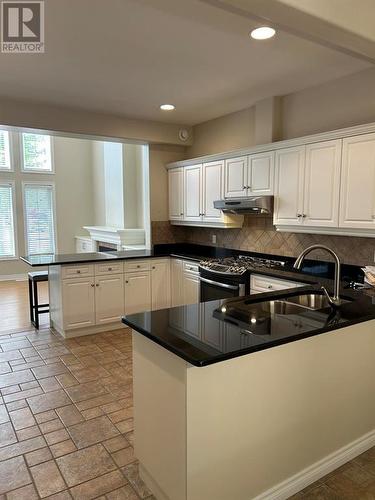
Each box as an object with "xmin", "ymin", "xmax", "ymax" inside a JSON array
[{"xmin": 263, "ymin": 293, "xmax": 350, "ymax": 315}]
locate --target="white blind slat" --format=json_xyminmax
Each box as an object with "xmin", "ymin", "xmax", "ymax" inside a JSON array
[
  {"xmin": 0, "ymin": 184, "xmax": 16, "ymax": 258},
  {"xmin": 22, "ymin": 133, "xmax": 52, "ymax": 172},
  {"xmin": 0, "ymin": 131, "xmax": 11, "ymax": 170},
  {"xmin": 24, "ymin": 184, "xmax": 55, "ymax": 255}
]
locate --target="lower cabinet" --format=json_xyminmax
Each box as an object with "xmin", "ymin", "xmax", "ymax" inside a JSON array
[
  {"xmin": 95, "ymin": 274, "xmax": 125, "ymax": 325},
  {"xmin": 62, "ymin": 276, "xmax": 96, "ymax": 330},
  {"xmin": 183, "ymin": 272, "xmax": 200, "ymax": 305},
  {"xmin": 125, "ymin": 271, "xmax": 152, "ymax": 315},
  {"xmin": 151, "ymin": 259, "xmax": 171, "ymax": 310}
]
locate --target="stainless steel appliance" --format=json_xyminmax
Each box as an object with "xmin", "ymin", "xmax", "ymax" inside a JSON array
[
  {"xmin": 199, "ymin": 255, "xmax": 287, "ymax": 301},
  {"xmin": 213, "ymin": 196, "xmax": 273, "ymax": 215}
]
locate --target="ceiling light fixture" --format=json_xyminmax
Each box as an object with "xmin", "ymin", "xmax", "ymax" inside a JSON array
[
  {"xmin": 160, "ymin": 104, "xmax": 175, "ymax": 111},
  {"xmin": 250, "ymin": 26, "xmax": 276, "ymax": 40}
]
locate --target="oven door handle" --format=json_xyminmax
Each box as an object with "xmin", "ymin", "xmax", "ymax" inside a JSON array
[{"xmin": 199, "ymin": 276, "xmax": 239, "ymax": 290}]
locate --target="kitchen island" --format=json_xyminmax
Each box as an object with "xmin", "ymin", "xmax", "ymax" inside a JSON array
[{"xmin": 123, "ymin": 285, "xmax": 375, "ymax": 500}]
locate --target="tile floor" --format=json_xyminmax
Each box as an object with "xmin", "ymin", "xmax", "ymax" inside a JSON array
[
  {"xmin": 0, "ymin": 321, "xmax": 374, "ymax": 498},
  {"xmin": 0, "ymin": 325, "xmax": 154, "ymax": 499}
]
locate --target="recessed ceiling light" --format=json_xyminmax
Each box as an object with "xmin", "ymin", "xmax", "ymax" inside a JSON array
[
  {"xmin": 160, "ymin": 104, "xmax": 175, "ymax": 111},
  {"xmin": 250, "ymin": 26, "xmax": 276, "ymax": 40}
]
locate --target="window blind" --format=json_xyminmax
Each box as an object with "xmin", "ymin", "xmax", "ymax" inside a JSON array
[
  {"xmin": 22, "ymin": 133, "xmax": 52, "ymax": 172},
  {"xmin": 0, "ymin": 131, "xmax": 11, "ymax": 170},
  {"xmin": 0, "ymin": 183, "xmax": 16, "ymax": 258},
  {"xmin": 24, "ymin": 184, "xmax": 55, "ymax": 255}
]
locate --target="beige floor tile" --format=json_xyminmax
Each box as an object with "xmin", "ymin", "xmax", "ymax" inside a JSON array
[
  {"xmin": 69, "ymin": 470, "xmax": 126, "ymax": 499},
  {"xmin": 50, "ymin": 439, "xmax": 77, "ymax": 458},
  {"xmin": 5, "ymin": 483, "xmax": 38, "ymax": 500},
  {"xmin": 31, "ymin": 363, "xmax": 68, "ymax": 380},
  {"xmin": 35, "ymin": 409, "xmax": 58, "ymax": 423},
  {"xmin": 39, "ymin": 376, "xmax": 61, "ymax": 393},
  {"xmin": 0, "ymin": 405, "xmax": 9, "ymax": 424},
  {"xmin": 25, "ymin": 446, "xmax": 53, "ymax": 466},
  {"xmin": 0, "ymin": 436, "xmax": 46, "ymax": 461},
  {"xmin": 112, "ymin": 446, "xmax": 136, "ymax": 467},
  {"xmin": 55, "ymin": 373, "xmax": 78, "ymax": 388},
  {"xmin": 121, "ymin": 463, "xmax": 152, "ymax": 499},
  {"xmin": 27, "ymin": 389, "xmax": 71, "ymax": 414},
  {"xmin": 68, "ymin": 415, "xmax": 119, "ymax": 448},
  {"xmin": 30, "ymin": 460, "xmax": 66, "ymax": 498},
  {"xmin": 0, "ymin": 369, "xmax": 34, "ymax": 389},
  {"xmin": 103, "ymin": 435, "xmax": 129, "ymax": 453},
  {"xmin": 0, "ymin": 456, "xmax": 31, "ymax": 495},
  {"xmin": 0, "ymin": 422, "xmax": 17, "ymax": 447},
  {"xmin": 106, "ymin": 485, "xmax": 139, "ymax": 500},
  {"xmin": 115, "ymin": 418, "xmax": 134, "ymax": 434},
  {"xmin": 45, "ymin": 428, "xmax": 70, "ymax": 445},
  {"xmin": 9, "ymin": 407, "xmax": 36, "ymax": 430},
  {"xmin": 39, "ymin": 417, "xmax": 64, "ymax": 434},
  {"xmin": 56, "ymin": 405, "xmax": 84, "ymax": 426},
  {"xmin": 16, "ymin": 425, "xmax": 41, "ymax": 441},
  {"xmin": 56, "ymin": 444, "xmax": 116, "ymax": 487},
  {"xmin": 64, "ymin": 381, "xmax": 108, "ymax": 403}
]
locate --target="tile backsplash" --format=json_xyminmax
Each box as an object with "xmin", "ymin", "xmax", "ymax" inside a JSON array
[{"xmin": 152, "ymin": 218, "xmax": 375, "ymax": 266}]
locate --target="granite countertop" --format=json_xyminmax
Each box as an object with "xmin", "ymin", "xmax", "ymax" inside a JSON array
[{"xmin": 122, "ymin": 285, "xmax": 375, "ymax": 367}]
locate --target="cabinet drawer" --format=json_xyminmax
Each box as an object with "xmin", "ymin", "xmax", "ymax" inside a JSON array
[
  {"xmin": 62, "ymin": 264, "xmax": 94, "ymax": 279},
  {"xmin": 183, "ymin": 261, "xmax": 199, "ymax": 275},
  {"xmin": 124, "ymin": 260, "xmax": 151, "ymax": 272},
  {"xmin": 95, "ymin": 262, "xmax": 124, "ymax": 275},
  {"xmin": 250, "ymin": 274, "xmax": 303, "ymax": 292}
]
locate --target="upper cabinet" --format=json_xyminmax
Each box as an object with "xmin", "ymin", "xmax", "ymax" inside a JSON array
[
  {"xmin": 168, "ymin": 161, "xmax": 243, "ymax": 228},
  {"xmin": 339, "ymin": 133, "xmax": 375, "ymax": 229},
  {"xmin": 168, "ymin": 168, "xmax": 184, "ymax": 221},
  {"xmin": 224, "ymin": 152, "xmax": 274, "ymax": 199},
  {"xmin": 274, "ymin": 140, "xmax": 342, "ymax": 228}
]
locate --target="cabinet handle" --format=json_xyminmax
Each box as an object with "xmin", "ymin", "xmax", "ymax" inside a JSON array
[
  {"xmin": 302, "ymin": 214, "xmax": 307, "ymax": 218},
  {"xmin": 96, "ymin": 283, "xmax": 99, "ymax": 287},
  {"xmin": 126, "ymin": 280, "xmax": 129, "ymax": 284},
  {"xmin": 243, "ymin": 185, "xmax": 247, "ymax": 190},
  {"xmin": 91, "ymin": 283, "xmax": 94, "ymax": 287},
  {"xmin": 152, "ymin": 266, "xmax": 155, "ymax": 269},
  {"xmin": 180, "ymin": 212, "xmax": 183, "ymax": 216},
  {"xmin": 247, "ymin": 185, "xmax": 251, "ymax": 190},
  {"xmin": 108, "ymin": 267, "xmax": 112, "ymax": 271},
  {"xmin": 137, "ymin": 265, "xmax": 140, "ymax": 268},
  {"xmin": 297, "ymin": 213, "xmax": 302, "ymax": 218},
  {"xmin": 268, "ymin": 285, "xmax": 273, "ymax": 289},
  {"xmin": 76, "ymin": 270, "xmax": 81, "ymax": 274}
]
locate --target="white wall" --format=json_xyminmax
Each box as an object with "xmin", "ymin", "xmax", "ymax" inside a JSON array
[{"xmin": 0, "ymin": 135, "xmax": 94, "ymax": 277}]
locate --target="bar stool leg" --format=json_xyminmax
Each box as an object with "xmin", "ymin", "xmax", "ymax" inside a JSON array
[
  {"xmin": 33, "ymin": 280, "xmax": 39, "ymax": 329},
  {"xmin": 28, "ymin": 277, "xmax": 34, "ymax": 325}
]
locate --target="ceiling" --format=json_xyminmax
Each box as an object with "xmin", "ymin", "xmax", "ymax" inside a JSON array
[{"xmin": 0, "ymin": 0, "xmax": 370, "ymax": 125}]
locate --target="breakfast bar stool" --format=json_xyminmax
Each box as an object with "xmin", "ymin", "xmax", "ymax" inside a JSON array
[{"xmin": 28, "ymin": 271, "xmax": 49, "ymax": 329}]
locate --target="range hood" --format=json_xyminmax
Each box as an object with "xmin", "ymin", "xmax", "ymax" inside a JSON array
[{"xmin": 214, "ymin": 196, "xmax": 273, "ymax": 215}]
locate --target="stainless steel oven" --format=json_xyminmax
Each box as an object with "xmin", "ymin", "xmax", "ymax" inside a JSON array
[{"xmin": 200, "ymin": 276, "xmax": 246, "ymax": 301}]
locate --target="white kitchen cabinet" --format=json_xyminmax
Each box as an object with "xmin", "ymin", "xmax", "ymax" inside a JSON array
[
  {"xmin": 247, "ymin": 151, "xmax": 274, "ymax": 196},
  {"xmin": 125, "ymin": 271, "xmax": 151, "ymax": 315},
  {"xmin": 250, "ymin": 274, "xmax": 304, "ymax": 294},
  {"xmin": 62, "ymin": 277, "xmax": 96, "ymax": 330},
  {"xmin": 339, "ymin": 133, "xmax": 375, "ymax": 229},
  {"xmin": 151, "ymin": 259, "xmax": 171, "ymax": 310},
  {"xmin": 95, "ymin": 274, "xmax": 125, "ymax": 325},
  {"xmin": 202, "ymin": 160, "xmax": 224, "ymax": 223},
  {"xmin": 224, "ymin": 156, "xmax": 248, "ymax": 198},
  {"xmin": 273, "ymin": 146, "xmax": 305, "ymax": 226},
  {"xmin": 183, "ymin": 272, "xmax": 200, "ymax": 305},
  {"xmin": 168, "ymin": 168, "xmax": 184, "ymax": 220},
  {"xmin": 303, "ymin": 140, "xmax": 342, "ymax": 227},
  {"xmin": 184, "ymin": 164, "xmax": 202, "ymax": 222},
  {"xmin": 171, "ymin": 258, "xmax": 184, "ymax": 307}
]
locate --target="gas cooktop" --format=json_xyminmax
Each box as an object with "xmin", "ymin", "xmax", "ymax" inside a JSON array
[{"xmin": 199, "ymin": 255, "xmax": 288, "ymax": 275}]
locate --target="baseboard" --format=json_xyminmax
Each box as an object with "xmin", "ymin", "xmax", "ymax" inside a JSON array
[
  {"xmin": 139, "ymin": 463, "xmax": 171, "ymax": 500},
  {"xmin": 51, "ymin": 320, "xmax": 128, "ymax": 338},
  {"xmin": 254, "ymin": 429, "xmax": 375, "ymax": 500},
  {"xmin": 0, "ymin": 273, "xmax": 27, "ymax": 282}
]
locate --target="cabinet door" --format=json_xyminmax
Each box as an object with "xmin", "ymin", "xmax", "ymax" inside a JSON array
[
  {"xmin": 273, "ymin": 146, "xmax": 305, "ymax": 226},
  {"xmin": 151, "ymin": 259, "xmax": 171, "ymax": 310},
  {"xmin": 224, "ymin": 157, "xmax": 248, "ymax": 198},
  {"xmin": 183, "ymin": 272, "xmax": 200, "ymax": 305},
  {"xmin": 170, "ymin": 259, "xmax": 184, "ymax": 307},
  {"xmin": 95, "ymin": 274, "xmax": 124, "ymax": 325},
  {"xmin": 304, "ymin": 140, "xmax": 342, "ymax": 227},
  {"xmin": 339, "ymin": 134, "xmax": 375, "ymax": 229},
  {"xmin": 248, "ymin": 152, "xmax": 274, "ymax": 195},
  {"xmin": 184, "ymin": 164, "xmax": 202, "ymax": 221},
  {"xmin": 62, "ymin": 277, "xmax": 95, "ymax": 330},
  {"xmin": 168, "ymin": 168, "xmax": 184, "ymax": 220},
  {"xmin": 202, "ymin": 160, "xmax": 224, "ymax": 223},
  {"xmin": 124, "ymin": 271, "xmax": 151, "ymax": 315}
]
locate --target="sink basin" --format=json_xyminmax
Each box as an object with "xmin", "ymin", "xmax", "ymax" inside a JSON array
[{"xmin": 266, "ymin": 293, "xmax": 351, "ymax": 315}]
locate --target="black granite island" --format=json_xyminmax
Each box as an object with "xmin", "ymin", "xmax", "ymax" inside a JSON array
[{"xmin": 123, "ymin": 286, "xmax": 375, "ymax": 500}]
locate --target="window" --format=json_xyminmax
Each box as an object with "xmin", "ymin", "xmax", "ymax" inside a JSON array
[
  {"xmin": 0, "ymin": 131, "xmax": 11, "ymax": 171},
  {"xmin": 24, "ymin": 183, "xmax": 56, "ymax": 255},
  {"xmin": 0, "ymin": 183, "xmax": 16, "ymax": 259},
  {"xmin": 22, "ymin": 133, "xmax": 53, "ymax": 172}
]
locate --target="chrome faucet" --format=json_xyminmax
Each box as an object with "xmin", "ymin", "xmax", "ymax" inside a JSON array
[{"xmin": 293, "ymin": 244, "xmax": 341, "ymax": 306}]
